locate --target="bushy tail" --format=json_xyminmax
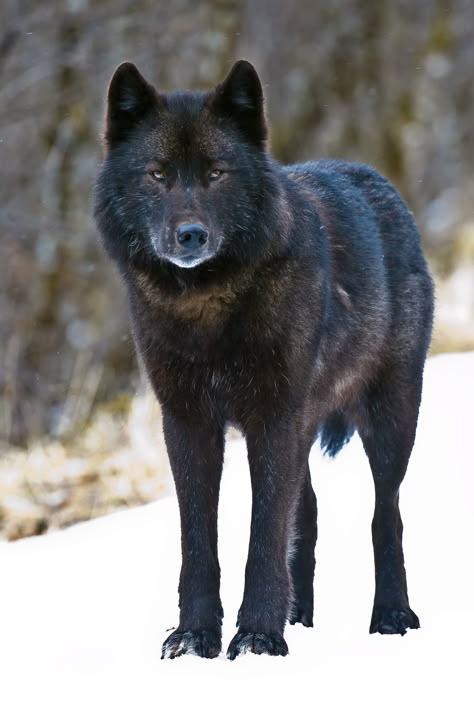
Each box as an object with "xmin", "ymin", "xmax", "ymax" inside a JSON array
[{"xmin": 319, "ymin": 411, "xmax": 355, "ymax": 458}]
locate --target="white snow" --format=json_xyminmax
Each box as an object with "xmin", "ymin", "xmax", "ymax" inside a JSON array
[{"xmin": 1, "ymin": 352, "xmax": 473, "ymax": 711}]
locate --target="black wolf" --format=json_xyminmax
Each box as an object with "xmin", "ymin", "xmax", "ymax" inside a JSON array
[{"xmin": 94, "ymin": 60, "xmax": 433, "ymax": 659}]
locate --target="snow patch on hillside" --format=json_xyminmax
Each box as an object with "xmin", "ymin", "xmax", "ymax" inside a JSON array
[{"xmin": 1, "ymin": 353, "xmax": 473, "ymax": 710}]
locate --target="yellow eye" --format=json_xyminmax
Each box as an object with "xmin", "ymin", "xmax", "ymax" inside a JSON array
[
  {"xmin": 209, "ymin": 169, "xmax": 222, "ymax": 180},
  {"xmin": 151, "ymin": 170, "xmax": 165, "ymax": 181}
]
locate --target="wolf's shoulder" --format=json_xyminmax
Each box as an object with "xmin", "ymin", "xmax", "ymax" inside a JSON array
[
  {"xmin": 282, "ymin": 159, "xmax": 389, "ymax": 187},
  {"xmin": 281, "ymin": 159, "xmax": 408, "ymax": 218},
  {"xmin": 280, "ymin": 159, "xmax": 378, "ymax": 217}
]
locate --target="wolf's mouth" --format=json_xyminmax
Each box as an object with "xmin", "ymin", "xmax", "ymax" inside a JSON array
[{"xmin": 166, "ymin": 253, "xmax": 212, "ymax": 269}]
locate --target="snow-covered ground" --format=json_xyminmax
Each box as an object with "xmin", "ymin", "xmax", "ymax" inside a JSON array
[{"xmin": 1, "ymin": 353, "xmax": 473, "ymax": 711}]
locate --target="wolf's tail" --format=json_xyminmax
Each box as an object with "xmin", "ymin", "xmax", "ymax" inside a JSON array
[{"xmin": 319, "ymin": 411, "xmax": 355, "ymax": 458}]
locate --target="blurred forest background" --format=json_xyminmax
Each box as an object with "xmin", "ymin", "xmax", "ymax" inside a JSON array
[{"xmin": 1, "ymin": 0, "xmax": 473, "ymax": 539}]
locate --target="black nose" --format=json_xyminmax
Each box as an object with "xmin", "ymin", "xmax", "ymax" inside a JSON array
[{"xmin": 176, "ymin": 223, "xmax": 208, "ymax": 250}]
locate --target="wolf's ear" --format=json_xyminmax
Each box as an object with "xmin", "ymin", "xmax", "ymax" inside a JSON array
[
  {"xmin": 211, "ymin": 60, "xmax": 267, "ymax": 146},
  {"xmin": 105, "ymin": 63, "xmax": 162, "ymax": 145}
]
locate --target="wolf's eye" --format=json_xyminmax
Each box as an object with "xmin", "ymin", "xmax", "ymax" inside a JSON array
[
  {"xmin": 150, "ymin": 170, "xmax": 166, "ymax": 182},
  {"xmin": 209, "ymin": 169, "xmax": 223, "ymax": 181}
]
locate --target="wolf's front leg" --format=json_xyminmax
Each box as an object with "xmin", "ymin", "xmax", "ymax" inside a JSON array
[
  {"xmin": 227, "ymin": 421, "xmax": 305, "ymax": 659},
  {"xmin": 161, "ymin": 407, "xmax": 224, "ymax": 659}
]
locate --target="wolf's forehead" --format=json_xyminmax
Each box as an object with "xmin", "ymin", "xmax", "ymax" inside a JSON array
[{"xmin": 144, "ymin": 107, "xmax": 236, "ymax": 161}]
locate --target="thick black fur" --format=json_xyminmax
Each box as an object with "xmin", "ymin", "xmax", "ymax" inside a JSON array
[{"xmin": 94, "ymin": 61, "xmax": 433, "ymax": 659}]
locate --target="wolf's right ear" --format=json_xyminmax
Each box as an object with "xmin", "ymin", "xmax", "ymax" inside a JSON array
[
  {"xmin": 211, "ymin": 60, "xmax": 267, "ymax": 147},
  {"xmin": 105, "ymin": 63, "xmax": 162, "ymax": 145}
]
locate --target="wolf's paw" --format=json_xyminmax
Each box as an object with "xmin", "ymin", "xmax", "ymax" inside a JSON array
[
  {"xmin": 161, "ymin": 628, "xmax": 222, "ymax": 659},
  {"xmin": 288, "ymin": 602, "xmax": 313, "ymax": 627},
  {"xmin": 370, "ymin": 606, "xmax": 420, "ymax": 636},
  {"xmin": 227, "ymin": 631, "xmax": 288, "ymax": 660}
]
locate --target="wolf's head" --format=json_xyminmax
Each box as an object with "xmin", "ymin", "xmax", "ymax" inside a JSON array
[{"xmin": 95, "ymin": 61, "xmax": 279, "ymax": 275}]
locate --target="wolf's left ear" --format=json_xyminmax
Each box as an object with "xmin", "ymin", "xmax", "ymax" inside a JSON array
[
  {"xmin": 211, "ymin": 60, "xmax": 267, "ymax": 146},
  {"xmin": 105, "ymin": 63, "xmax": 162, "ymax": 146}
]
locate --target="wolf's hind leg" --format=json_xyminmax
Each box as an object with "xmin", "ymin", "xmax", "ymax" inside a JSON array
[
  {"xmin": 358, "ymin": 372, "xmax": 422, "ymax": 635},
  {"xmin": 288, "ymin": 465, "xmax": 317, "ymax": 627}
]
